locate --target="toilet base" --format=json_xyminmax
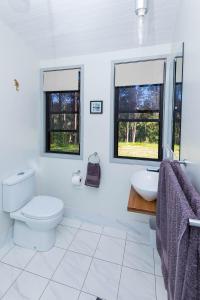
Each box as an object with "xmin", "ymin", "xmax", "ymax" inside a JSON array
[{"xmin": 13, "ymin": 220, "xmax": 56, "ymax": 251}]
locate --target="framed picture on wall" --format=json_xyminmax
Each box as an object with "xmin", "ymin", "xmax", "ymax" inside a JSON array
[{"xmin": 90, "ymin": 100, "xmax": 103, "ymax": 114}]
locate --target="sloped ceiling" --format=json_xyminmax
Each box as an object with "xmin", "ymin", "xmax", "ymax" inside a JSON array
[{"xmin": 0, "ymin": 0, "xmax": 180, "ymax": 59}]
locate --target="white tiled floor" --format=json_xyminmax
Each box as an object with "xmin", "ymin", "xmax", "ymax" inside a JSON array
[
  {"xmin": 69, "ymin": 230, "xmax": 100, "ymax": 256},
  {"xmin": 123, "ymin": 241, "xmax": 154, "ymax": 274},
  {"xmin": 0, "ymin": 217, "xmax": 167, "ymax": 300},
  {"xmin": 94, "ymin": 235, "xmax": 125, "ymax": 265}
]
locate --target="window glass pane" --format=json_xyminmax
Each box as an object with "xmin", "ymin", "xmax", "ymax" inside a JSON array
[
  {"xmin": 118, "ymin": 112, "xmax": 159, "ymax": 120},
  {"xmin": 172, "ymin": 56, "xmax": 183, "ymax": 160},
  {"xmin": 118, "ymin": 122, "xmax": 159, "ymax": 159},
  {"xmin": 118, "ymin": 85, "xmax": 161, "ymax": 112},
  {"xmin": 174, "ymin": 83, "xmax": 182, "ymax": 111},
  {"xmin": 49, "ymin": 92, "xmax": 80, "ymax": 113},
  {"xmin": 50, "ymin": 132, "xmax": 79, "ymax": 153},
  {"xmin": 60, "ymin": 92, "xmax": 79, "ymax": 112},
  {"xmin": 49, "ymin": 93, "xmax": 60, "ymax": 112},
  {"xmin": 50, "ymin": 114, "xmax": 79, "ymax": 130},
  {"xmin": 173, "ymin": 113, "xmax": 181, "ymax": 160}
]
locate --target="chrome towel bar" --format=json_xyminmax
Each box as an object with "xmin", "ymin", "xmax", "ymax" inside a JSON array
[{"xmin": 189, "ymin": 219, "xmax": 200, "ymax": 228}]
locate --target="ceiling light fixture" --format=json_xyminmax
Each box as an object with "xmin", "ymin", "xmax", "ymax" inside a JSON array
[{"xmin": 135, "ymin": 0, "xmax": 149, "ymax": 45}]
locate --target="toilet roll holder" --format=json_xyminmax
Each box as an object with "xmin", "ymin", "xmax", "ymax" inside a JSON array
[{"xmin": 72, "ymin": 170, "xmax": 81, "ymax": 176}]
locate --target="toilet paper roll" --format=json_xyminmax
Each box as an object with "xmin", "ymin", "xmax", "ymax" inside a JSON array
[{"xmin": 72, "ymin": 174, "xmax": 82, "ymax": 186}]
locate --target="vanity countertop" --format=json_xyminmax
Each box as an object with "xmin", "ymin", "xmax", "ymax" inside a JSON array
[{"xmin": 128, "ymin": 187, "xmax": 156, "ymax": 215}]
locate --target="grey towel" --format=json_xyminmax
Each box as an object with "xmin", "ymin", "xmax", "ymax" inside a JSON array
[
  {"xmin": 156, "ymin": 160, "xmax": 200, "ymax": 300},
  {"xmin": 85, "ymin": 162, "xmax": 101, "ymax": 188}
]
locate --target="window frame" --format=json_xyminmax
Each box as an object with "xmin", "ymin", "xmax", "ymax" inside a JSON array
[
  {"xmin": 40, "ymin": 65, "xmax": 84, "ymax": 160},
  {"xmin": 45, "ymin": 90, "xmax": 80, "ymax": 155},
  {"xmin": 171, "ymin": 56, "xmax": 183, "ymax": 160},
  {"xmin": 111, "ymin": 58, "xmax": 167, "ymax": 164}
]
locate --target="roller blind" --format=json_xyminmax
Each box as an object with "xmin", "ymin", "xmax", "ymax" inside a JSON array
[
  {"xmin": 43, "ymin": 69, "xmax": 80, "ymax": 92},
  {"xmin": 115, "ymin": 60, "xmax": 165, "ymax": 87},
  {"xmin": 176, "ymin": 57, "xmax": 183, "ymax": 83}
]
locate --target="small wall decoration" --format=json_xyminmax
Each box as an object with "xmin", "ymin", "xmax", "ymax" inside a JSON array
[
  {"xmin": 14, "ymin": 79, "xmax": 20, "ymax": 92},
  {"xmin": 90, "ymin": 101, "xmax": 103, "ymax": 114}
]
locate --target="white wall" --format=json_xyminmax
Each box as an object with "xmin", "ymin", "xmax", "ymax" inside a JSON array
[
  {"xmin": 0, "ymin": 20, "xmax": 39, "ymax": 246},
  {"xmin": 174, "ymin": 1, "xmax": 200, "ymax": 192},
  {"xmin": 39, "ymin": 44, "xmax": 171, "ymax": 228}
]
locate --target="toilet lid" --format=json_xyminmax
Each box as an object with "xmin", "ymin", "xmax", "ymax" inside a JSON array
[{"xmin": 22, "ymin": 196, "xmax": 64, "ymax": 220}]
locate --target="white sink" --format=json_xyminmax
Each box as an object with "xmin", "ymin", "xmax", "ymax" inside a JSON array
[{"xmin": 130, "ymin": 170, "xmax": 159, "ymax": 201}]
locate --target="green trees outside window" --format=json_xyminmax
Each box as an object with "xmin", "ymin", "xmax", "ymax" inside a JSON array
[
  {"xmin": 46, "ymin": 91, "xmax": 80, "ymax": 154},
  {"xmin": 114, "ymin": 85, "xmax": 163, "ymax": 160}
]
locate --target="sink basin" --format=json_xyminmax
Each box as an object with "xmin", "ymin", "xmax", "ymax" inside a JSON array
[{"xmin": 130, "ymin": 170, "xmax": 159, "ymax": 201}]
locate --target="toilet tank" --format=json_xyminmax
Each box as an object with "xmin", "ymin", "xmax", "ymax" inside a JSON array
[{"xmin": 2, "ymin": 169, "xmax": 35, "ymax": 212}]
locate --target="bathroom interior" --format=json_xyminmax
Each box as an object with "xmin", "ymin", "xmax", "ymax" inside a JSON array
[{"xmin": 0, "ymin": 0, "xmax": 199, "ymax": 299}]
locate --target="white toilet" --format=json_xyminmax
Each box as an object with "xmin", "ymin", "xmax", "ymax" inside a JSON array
[{"xmin": 2, "ymin": 169, "xmax": 64, "ymax": 251}]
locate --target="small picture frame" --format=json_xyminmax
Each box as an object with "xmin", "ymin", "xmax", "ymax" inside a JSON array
[{"xmin": 90, "ymin": 101, "xmax": 103, "ymax": 114}]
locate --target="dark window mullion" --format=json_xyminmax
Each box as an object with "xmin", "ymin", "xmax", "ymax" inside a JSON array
[
  {"xmin": 114, "ymin": 87, "xmax": 119, "ymax": 157},
  {"xmin": 158, "ymin": 84, "xmax": 164, "ymax": 160},
  {"xmin": 117, "ymin": 119, "xmax": 160, "ymax": 123},
  {"xmin": 49, "ymin": 111, "xmax": 80, "ymax": 115},
  {"xmin": 118, "ymin": 109, "xmax": 160, "ymax": 114},
  {"xmin": 50, "ymin": 129, "xmax": 78, "ymax": 133},
  {"xmin": 46, "ymin": 93, "xmax": 51, "ymax": 152}
]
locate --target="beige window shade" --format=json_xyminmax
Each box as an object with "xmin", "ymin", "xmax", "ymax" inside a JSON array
[
  {"xmin": 176, "ymin": 57, "xmax": 183, "ymax": 83},
  {"xmin": 115, "ymin": 60, "xmax": 165, "ymax": 87},
  {"xmin": 43, "ymin": 69, "xmax": 80, "ymax": 92}
]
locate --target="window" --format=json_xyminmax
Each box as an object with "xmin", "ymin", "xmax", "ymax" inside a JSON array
[
  {"xmin": 114, "ymin": 59, "xmax": 165, "ymax": 161},
  {"xmin": 172, "ymin": 57, "xmax": 183, "ymax": 160},
  {"xmin": 43, "ymin": 68, "xmax": 81, "ymax": 155}
]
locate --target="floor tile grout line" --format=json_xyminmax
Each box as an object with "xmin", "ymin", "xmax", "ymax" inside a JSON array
[
  {"xmin": 60, "ymin": 219, "xmax": 82, "ymax": 230},
  {"xmin": 62, "ymin": 218, "xmax": 150, "ymax": 242},
  {"xmin": 0, "ymin": 246, "xmax": 157, "ymax": 293},
  {"xmin": 62, "ymin": 219, "xmax": 128, "ymax": 240},
  {"xmin": 0, "ymin": 243, "xmax": 15, "ymax": 262},
  {"xmin": 116, "ymin": 232, "xmax": 127, "ymax": 300},
  {"xmin": 55, "ymin": 225, "xmax": 79, "ymax": 249},
  {"xmin": 1, "ymin": 254, "xmax": 156, "ymax": 281},
  {"xmin": 0, "ymin": 246, "xmax": 37, "ymax": 299},
  {"xmin": 153, "ymin": 248, "xmax": 158, "ymax": 300},
  {"xmin": 80, "ymin": 224, "xmax": 103, "ymax": 235},
  {"xmin": 153, "ymin": 248, "xmax": 156, "ymax": 276},
  {"xmin": 51, "ymin": 225, "xmax": 156, "ymax": 286},
  {"xmin": 101, "ymin": 225, "xmax": 127, "ymax": 240},
  {"xmin": 0, "ymin": 268, "xmax": 24, "ymax": 300},
  {"xmin": 58, "ymin": 249, "xmax": 155, "ymax": 276},
  {"xmin": 0, "ymin": 218, "xmax": 156, "ymax": 300},
  {"xmin": 39, "ymin": 225, "xmax": 81, "ymax": 300},
  {"xmin": 126, "ymin": 239, "xmax": 152, "ymax": 247},
  {"xmin": 78, "ymin": 229, "xmax": 103, "ymax": 300},
  {"xmin": 155, "ymin": 276, "xmax": 158, "ymax": 300},
  {"xmin": 44, "ymin": 278, "xmax": 82, "ymax": 293},
  {"xmin": 0, "ymin": 222, "xmax": 81, "ymax": 300}
]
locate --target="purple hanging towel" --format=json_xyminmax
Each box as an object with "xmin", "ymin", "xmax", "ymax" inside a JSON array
[{"xmin": 85, "ymin": 162, "xmax": 101, "ymax": 188}]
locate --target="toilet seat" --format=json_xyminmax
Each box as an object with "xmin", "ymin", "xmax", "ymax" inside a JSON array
[{"xmin": 21, "ymin": 195, "xmax": 64, "ymax": 220}]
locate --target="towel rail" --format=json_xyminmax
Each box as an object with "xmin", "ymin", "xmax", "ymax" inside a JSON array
[
  {"xmin": 189, "ymin": 219, "xmax": 200, "ymax": 228},
  {"xmin": 88, "ymin": 152, "xmax": 100, "ymax": 163},
  {"xmin": 178, "ymin": 160, "xmax": 199, "ymax": 228},
  {"xmin": 178, "ymin": 159, "xmax": 191, "ymax": 166}
]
